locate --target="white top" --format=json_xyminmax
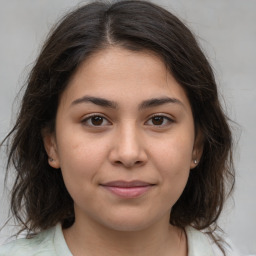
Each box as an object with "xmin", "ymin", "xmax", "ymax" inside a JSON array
[{"xmin": 0, "ymin": 224, "xmax": 216, "ymax": 256}]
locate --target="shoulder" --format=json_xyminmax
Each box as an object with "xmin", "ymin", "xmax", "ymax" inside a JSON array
[
  {"xmin": 186, "ymin": 226, "xmax": 215, "ymax": 256},
  {"xmin": 185, "ymin": 226, "xmax": 241, "ymax": 256},
  {"xmin": 0, "ymin": 224, "xmax": 68, "ymax": 256}
]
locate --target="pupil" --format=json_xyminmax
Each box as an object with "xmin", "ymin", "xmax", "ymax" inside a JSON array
[
  {"xmin": 152, "ymin": 116, "xmax": 163, "ymax": 125},
  {"xmin": 92, "ymin": 116, "xmax": 103, "ymax": 126}
]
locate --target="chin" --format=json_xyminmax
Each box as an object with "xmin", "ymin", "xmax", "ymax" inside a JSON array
[
  {"xmin": 105, "ymin": 221, "xmax": 151, "ymax": 232},
  {"xmin": 98, "ymin": 212, "xmax": 165, "ymax": 233}
]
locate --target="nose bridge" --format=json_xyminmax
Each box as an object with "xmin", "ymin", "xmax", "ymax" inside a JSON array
[
  {"xmin": 119, "ymin": 122, "xmax": 139, "ymax": 151},
  {"xmin": 111, "ymin": 120, "xmax": 147, "ymax": 167}
]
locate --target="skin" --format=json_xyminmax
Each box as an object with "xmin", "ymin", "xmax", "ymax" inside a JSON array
[{"xmin": 43, "ymin": 47, "xmax": 203, "ymax": 256}]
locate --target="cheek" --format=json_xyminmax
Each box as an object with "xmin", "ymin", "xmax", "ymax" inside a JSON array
[
  {"xmin": 150, "ymin": 134, "xmax": 193, "ymax": 197},
  {"xmin": 57, "ymin": 127, "xmax": 108, "ymax": 166},
  {"xmin": 57, "ymin": 143, "xmax": 105, "ymax": 208},
  {"xmin": 151, "ymin": 133, "xmax": 194, "ymax": 170},
  {"xmin": 56, "ymin": 132, "xmax": 110, "ymax": 190}
]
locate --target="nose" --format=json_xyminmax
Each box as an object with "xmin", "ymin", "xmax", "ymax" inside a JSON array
[{"xmin": 109, "ymin": 124, "xmax": 148, "ymax": 168}]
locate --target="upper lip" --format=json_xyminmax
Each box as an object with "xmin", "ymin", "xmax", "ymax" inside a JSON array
[{"xmin": 101, "ymin": 180, "xmax": 154, "ymax": 187}]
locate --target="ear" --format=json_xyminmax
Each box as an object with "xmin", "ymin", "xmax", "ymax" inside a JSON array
[
  {"xmin": 190, "ymin": 129, "xmax": 204, "ymax": 169},
  {"xmin": 41, "ymin": 129, "xmax": 60, "ymax": 169}
]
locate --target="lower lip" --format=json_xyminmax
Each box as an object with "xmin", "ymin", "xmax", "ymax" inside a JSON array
[{"xmin": 102, "ymin": 186, "xmax": 152, "ymax": 198}]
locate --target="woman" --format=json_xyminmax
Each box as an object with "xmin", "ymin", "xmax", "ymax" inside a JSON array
[{"xmin": 0, "ymin": 1, "xmax": 235, "ymax": 255}]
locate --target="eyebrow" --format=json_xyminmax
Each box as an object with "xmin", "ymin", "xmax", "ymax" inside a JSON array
[
  {"xmin": 71, "ymin": 96, "xmax": 118, "ymax": 109},
  {"xmin": 138, "ymin": 97, "xmax": 184, "ymax": 110},
  {"xmin": 71, "ymin": 96, "xmax": 184, "ymax": 110}
]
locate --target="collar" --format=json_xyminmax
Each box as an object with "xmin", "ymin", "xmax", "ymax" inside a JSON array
[{"xmin": 186, "ymin": 226, "xmax": 214, "ymax": 256}]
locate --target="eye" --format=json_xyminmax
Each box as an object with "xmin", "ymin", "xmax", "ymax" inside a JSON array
[
  {"xmin": 81, "ymin": 115, "xmax": 111, "ymax": 127},
  {"xmin": 145, "ymin": 115, "xmax": 174, "ymax": 126}
]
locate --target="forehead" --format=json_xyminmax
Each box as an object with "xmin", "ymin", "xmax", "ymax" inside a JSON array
[
  {"xmin": 72, "ymin": 47, "xmax": 168, "ymax": 84},
  {"xmin": 60, "ymin": 46, "xmax": 191, "ymax": 110}
]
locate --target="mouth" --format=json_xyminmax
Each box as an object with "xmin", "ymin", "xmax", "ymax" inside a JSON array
[{"xmin": 100, "ymin": 180, "xmax": 155, "ymax": 198}]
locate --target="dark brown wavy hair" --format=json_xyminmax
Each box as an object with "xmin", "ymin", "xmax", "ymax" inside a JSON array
[{"xmin": 2, "ymin": 0, "xmax": 234, "ymax": 254}]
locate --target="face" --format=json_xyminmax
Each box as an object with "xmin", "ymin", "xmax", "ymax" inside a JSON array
[{"xmin": 44, "ymin": 47, "xmax": 202, "ymax": 232}]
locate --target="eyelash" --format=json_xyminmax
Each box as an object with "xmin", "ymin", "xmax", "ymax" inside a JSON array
[
  {"xmin": 145, "ymin": 114, "xmax": 174, "ymax": 127},
  {"xmin": 81, "ymin": 114, "xmax": 111, "ymax": 127},
  {"xmin": 81, "ymin": 114, "xmax": 174, "ymax": 127}
]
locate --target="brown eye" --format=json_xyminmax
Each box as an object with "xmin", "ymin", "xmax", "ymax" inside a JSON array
[
  {"xmin": 82, "ymin": 115, "xmax": 111, "ymax": 127},
  {"xmin": 91, "ymin": 116, "xmax": 104, "ymax": 126},
  {"xmin": 152, "ymin": 116, "xmax": 164, "ymax": 125},
  {"xmin": 145, "ymin": 115, "xmax": 173, "ymax": 127}
]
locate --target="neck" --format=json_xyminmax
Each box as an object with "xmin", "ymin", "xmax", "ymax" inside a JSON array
[{"xmin": 63, "ymin": 214, "xmax": 187, "ymax": 256}]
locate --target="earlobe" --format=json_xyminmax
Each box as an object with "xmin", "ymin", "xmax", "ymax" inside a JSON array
[
  {"xmin": 190, "ymin": 129, "xmax": 204, "ymax": 169},
  {"xmin": 41, "ymin": 129, "xmax": 60, "ymax": 169}
]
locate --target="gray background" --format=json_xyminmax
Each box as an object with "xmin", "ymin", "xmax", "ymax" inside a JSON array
[{"xmin": 0, "ymin": 0, "xmax": 255, "ymax": 255}]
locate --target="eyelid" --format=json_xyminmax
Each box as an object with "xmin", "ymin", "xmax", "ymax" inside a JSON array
[
  {"xmin": 80, "ymin": 113, "xmax": 174, "ymax": 127},
  {"xmin": 81, "ymin": 113, "xmax": 112, "ymax": 127},
  {"xmin": 145, "ymin": 113, "xmax": 175, "ymax": 126}
]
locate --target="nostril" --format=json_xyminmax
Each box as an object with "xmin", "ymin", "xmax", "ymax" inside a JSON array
[{"xmin": 113, "ymin": 160, "xmax": 144, "ymax": 168}]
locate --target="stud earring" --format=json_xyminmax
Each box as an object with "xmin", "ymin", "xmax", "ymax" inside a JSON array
[
  {"xmin": 193, "ymin": 159, "xmax": 198, "ymax": 164},
  {"xmin": 49, "ymin": 158, "xmax": 54, "ymax": 162}
]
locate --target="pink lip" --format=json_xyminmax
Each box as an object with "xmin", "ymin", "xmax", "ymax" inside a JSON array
[{"xmin": 101, "ymin": 180, "xmax": 154, "ymax": 198}]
